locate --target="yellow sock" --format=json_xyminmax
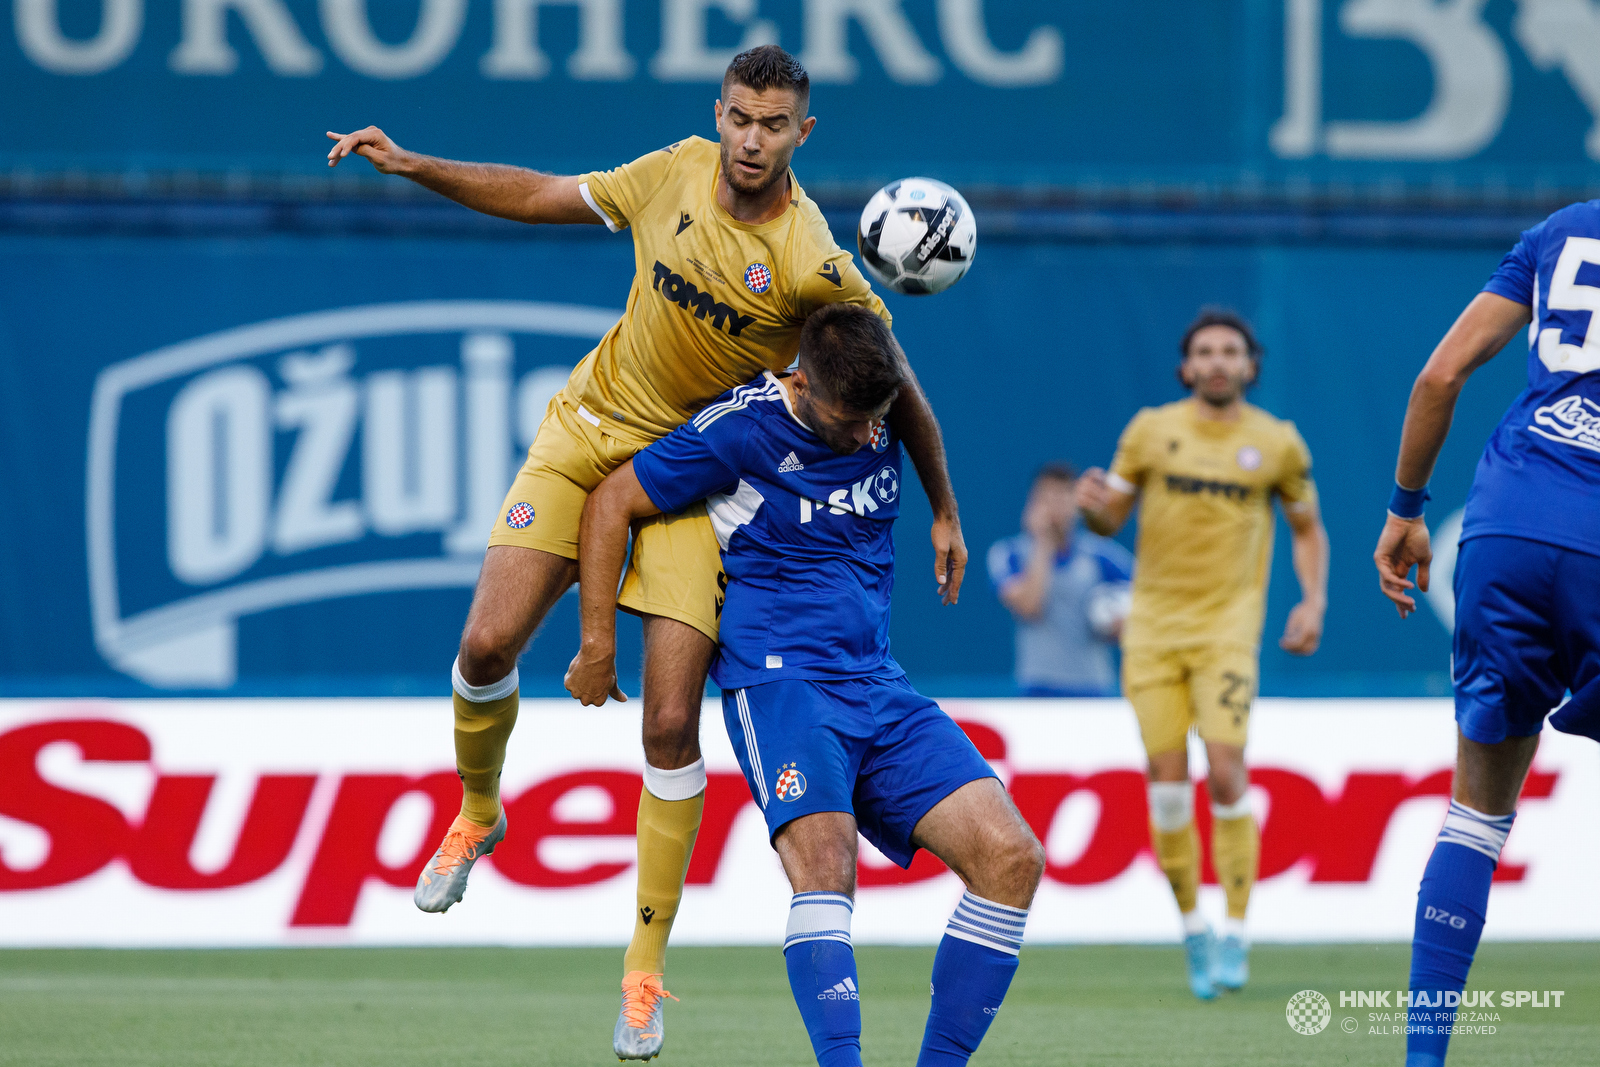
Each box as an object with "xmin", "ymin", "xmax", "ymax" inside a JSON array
[
  {"xmin": 1211, "ymin": 813, "xmax": 1260, "ymax": 920},
  {"xmin": 1151, "ymin": 819, "xmax": 1201, "ymax": 914},
  {"xmin": 452, "ymin": 663, "xmax": 519, "ymax": 828},
  {"xmin": 623, "ymin": 770, "xmax": 706, "ymax": 976}
]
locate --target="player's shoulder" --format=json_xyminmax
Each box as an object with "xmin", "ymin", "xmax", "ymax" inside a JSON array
[
  {"xmin": 689, "ymin": 373, "xmax": 790, "ymax": 437},
  {"xmin": 1130, "ymin": 400, "xmax": 1186, "ymax": 431},
  {"xmin": 1241, "ymin": 403, "xmax": 1311, "ymax": 452},
  {"xmin": 1542, "ymin": 198, "xmax": 1600, "ymax": 235},
  {"xmin": 987, "ymin": 535, "xmax": 1027, "ymax": 580}
]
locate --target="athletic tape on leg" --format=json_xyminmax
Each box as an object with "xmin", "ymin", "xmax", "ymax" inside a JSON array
[
  {"xmin": 1148, "ymin": 781, "xmax": 1193, "ymax": 832},
  {"xmin": 451, "ymin": 656, "xmax": 518, "ymax": 703},
  {"xmin": 644, "ymin": 758, "xmax": 708, "ymax": 802}
]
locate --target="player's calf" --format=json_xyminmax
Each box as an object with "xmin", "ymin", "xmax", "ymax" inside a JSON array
[
  {"xmin": 774, "ymin": 813, "xmax": 864, "ymax": 1067},
  {"xmin": 912, "ymin": 780, "xmax": 1044, "ymax": 1067}
]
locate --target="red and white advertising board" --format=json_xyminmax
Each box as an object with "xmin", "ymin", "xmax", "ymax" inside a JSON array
[{"xmin": 0, "ymin": 699, "xmax": 1595, "ymax": 946}]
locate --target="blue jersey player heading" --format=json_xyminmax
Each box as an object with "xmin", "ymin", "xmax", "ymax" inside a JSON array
[
  {"xmin": 568, "ymin": 304, "xmax": 1047, "ymax": 1067},
  {"xmin": 1374, "ymin": 201, "xmax": 1600, "ymax": 1067}
]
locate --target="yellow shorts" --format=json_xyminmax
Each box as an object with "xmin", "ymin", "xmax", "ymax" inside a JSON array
[
  {"xmin": 1121, "ymin": 644, "xmax": 1257, "ymax": 755},
  {"xmin": 486, "ymin": 394, "xmax": 724, "ymax": 642}
]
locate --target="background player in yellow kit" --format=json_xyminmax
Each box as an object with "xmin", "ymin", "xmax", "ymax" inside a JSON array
[
  {"xmin": 1077, "ymin": 308, "xmax": 1328, "ymax": 1000},
  {"xmin": 324, "ymin": 46, "xmax": 968, "ymax": 1060}
]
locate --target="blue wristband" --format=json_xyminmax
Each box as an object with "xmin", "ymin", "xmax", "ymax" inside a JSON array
[{"xmin": 1388, "ymin": 482, "xmax": 1430, "ymax": 519}]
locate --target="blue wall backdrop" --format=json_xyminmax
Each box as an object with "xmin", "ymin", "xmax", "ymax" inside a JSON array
[
  {"xmin": 6, "ymin": 0, "xmax": 1600, "ymax": 191},
  {"xmin": 0, "ymin": 223, "xmax": 1528, "ymax": 696}
]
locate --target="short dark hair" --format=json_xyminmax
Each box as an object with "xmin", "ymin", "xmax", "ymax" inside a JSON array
[
  {"xmin": 1179, "ymin": 306, "xmax": 1262, "ymax": 362},
  {"xmin": 1178, "ymin": 306, "xmax": 1262, "ymax": 390},
  {"xmin": 1033, "ymin": 461, "xmax": 1078, "ymax": 486},
  {"xmin": 722, "ymin": 45, "xmax": 810, "ymax": 113},
  {"xmin": 797, "ymin": 304, "xmax": 903, "ymax": 412}
]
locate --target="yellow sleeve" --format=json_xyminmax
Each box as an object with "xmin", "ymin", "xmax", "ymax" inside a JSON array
[
  {"xmin": 1107, "ymin": 410, "xmax": 1151, "ymax": 493},
  {"xmin": 792, "ymin": 249, "xmax": 892, "ymax": 326},
  {"xmin": 578, "ymin": 143, "xmax": 681, "ymax": 233},
  {"xmin": 1275, "ymin": 423, "xmax": 1318, "ymax": 510}
]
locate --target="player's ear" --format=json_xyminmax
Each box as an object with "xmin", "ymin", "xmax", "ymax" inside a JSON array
[
  {"xmin": 713, "ymin": 99, "xmax": 724, "ymax": 133},
  {"xmin": 795, "ymin": 115, "xmax": 817, "ymax": 147}
]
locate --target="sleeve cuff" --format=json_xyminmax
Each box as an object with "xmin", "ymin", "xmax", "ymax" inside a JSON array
[
  {"xmin": 631, "ymin": 453, "xmax": 677, "ymax": 514},
  {"xmin": 578, "ymin": 181, "xmax": 623, "ymax": 233}
]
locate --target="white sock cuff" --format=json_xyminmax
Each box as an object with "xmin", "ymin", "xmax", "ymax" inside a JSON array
[
  {"xmin": 1438, "ymin": 800, "xmax": 1516, "ymax": 862},
  {"xmin": 945, "ymin": 891, "xmax": 1028, "ymax": 956},
  {"xmin": 785, "ymin": 891, "xmax": 853, "ymax": 950},
  {"xmin": 451, "ymin": 656, "xmax": 518, "ymax": 703},
  {"xmin": 1148, "ymin": 782, "xmax": 1194, "ymax": 832},
  {"xmin": 1210, "ymin": 795, "xmax": 1253, "ymax": 820},
  {"xmin": 644, "ymin": 758, "xmax": 708, "ymax": 802}
]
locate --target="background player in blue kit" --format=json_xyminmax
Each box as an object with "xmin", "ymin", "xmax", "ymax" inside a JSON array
[
  {"xmin": 1374, "ymin": 201, "xmax": 1600, "ymax": 1067},
  {"xmin": 567, "ymin": 304, "xmax": 1046, "ymax": 1067}
]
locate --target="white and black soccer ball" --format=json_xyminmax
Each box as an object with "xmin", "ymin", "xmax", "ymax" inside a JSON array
[{"xmin": 856, "ymin": 178, "xmax": 977, "ymax": 296}]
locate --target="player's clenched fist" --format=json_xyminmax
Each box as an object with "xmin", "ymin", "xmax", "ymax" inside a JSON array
[
  {"xmin": 1075, "ymin": 467, "xmax": 1114, "ymax": 516},
  {"xmin": 325, "ymin": 126, "xmax": 409, "ymax": 173},
  {"xmin": 564, "ymin": 646, "xmax": 627, "ymax": 707},
  {"xmin": 1373, "ymin": 512, "xmax": 1432, "ymax": 618}
]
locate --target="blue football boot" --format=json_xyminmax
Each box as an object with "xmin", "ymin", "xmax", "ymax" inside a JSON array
[
  {"xmin": 1184, "ymin": 928, "xmax": 1218, "ymax": 1000},
  {"xmin": 1214, "ymin": 933, "xmax": 1249, "ymax": 991}
]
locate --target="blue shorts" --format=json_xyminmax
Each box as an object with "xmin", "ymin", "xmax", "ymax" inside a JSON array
[
  {"xmin": 722, "ymin": 675, "xmax": 996, "ymax": 868},
  {"xmin": 1454, "ymin": 535, "xmax": 1600, "ymax": 744}
]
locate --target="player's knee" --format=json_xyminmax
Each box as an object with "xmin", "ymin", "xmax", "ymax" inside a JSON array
[
  {"xmin": 641, "ymin": 704, "xmax": 699, "ymax": 766},
  {"xmin": 989, "ymin": 824, "xmax": 1045, "ymax": 894},
  {"xmin": 457, "ymin": 623, "xmax": 519, "ymax": 687}
]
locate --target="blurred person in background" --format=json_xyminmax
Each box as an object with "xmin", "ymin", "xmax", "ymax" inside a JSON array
[
  {"xmin": 988, "ymin": 463, "xmax": 1132, "ymax": 698},
  {"xmin": 1078, "ymin": 307, "xmax": 1328, "ymax": 1000}
]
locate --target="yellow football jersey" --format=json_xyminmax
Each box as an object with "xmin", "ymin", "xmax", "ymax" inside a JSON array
[
  {"xmin": 1109, "ymin": 399, "xmax": 1316, "ymax": 652},
  {"xmin": 569, "ymin": 135, "xmax": 889, "ymax": 448}
]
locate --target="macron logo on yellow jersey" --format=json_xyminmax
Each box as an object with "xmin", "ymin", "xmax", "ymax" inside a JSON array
[{"xmin": 651, "ymin": 261, "xmax": 757, "ymax": 337}]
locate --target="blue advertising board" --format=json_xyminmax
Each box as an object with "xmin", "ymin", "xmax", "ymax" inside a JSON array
[
  {"xmin": 5, "ymin": 0, "xmax": 1600, "ymax": 191},
  {"xmin": 0, "ymin": 222, "xmax": 1531, "ymax": 696}
]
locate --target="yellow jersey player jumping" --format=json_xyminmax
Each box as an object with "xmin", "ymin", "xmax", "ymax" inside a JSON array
[
  {"xmin": 1077, "ymin": 308, "xmax": 1328, "ymax": 1000},
  {"xmin": 324, "ymin": 45, "xmax": 967, "ymax": 1060}
]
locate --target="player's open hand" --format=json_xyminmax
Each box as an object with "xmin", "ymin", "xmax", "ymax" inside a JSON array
[
  {"xmin": 325, "ymin": 126, "xmax": 410, "ymax": 173},
  {"xmin": 1374, "ymin": 512, "xmax": 1432, "ymax": 619},
  {"xmin": 932, "ymin": 513, "xmax": 967, "ymax": 606},
  {"xmin": 1279, "ymin": 600, "xmax": 1324, "ymax": 655},
  {"xmin": 564, "ymin": 646, "xmax": 627, "ymax": 706}
]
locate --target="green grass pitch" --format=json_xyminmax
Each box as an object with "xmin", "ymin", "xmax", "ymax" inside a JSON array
[{"xmin": 1, "ymin": 943, "xmax": 1593, "ymax": 1066}]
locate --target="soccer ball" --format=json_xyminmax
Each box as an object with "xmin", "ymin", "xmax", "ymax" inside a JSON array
[{"xmin": 856, "ymin": 178, "xmax": 977, "ymax": 296}]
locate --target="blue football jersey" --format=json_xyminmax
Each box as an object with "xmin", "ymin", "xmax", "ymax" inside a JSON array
[
  {"xmin": 632, "ymin": 372, "xmax": 906, "ymax": 689},
  {"xmin": 1466, "ymin": 201, "xmax": 1600, "ymax": 556}
]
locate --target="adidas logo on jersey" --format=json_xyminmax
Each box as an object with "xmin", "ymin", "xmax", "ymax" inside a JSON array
[
  {"xmin": 818, "ymin": 977, "xmax": 859, "ymax": 1001},
  {"xmin": 778, "ymin": 451, "xmax": 804, "ymax": 473}
]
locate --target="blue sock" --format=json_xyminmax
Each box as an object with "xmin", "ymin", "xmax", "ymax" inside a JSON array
[
  {"xmin": 1406, "ymin": 801, "xmax": 1514, "ymax": 1067},
  {"xmin": 917, "ymin": 892, "xmax": 1028, "ymax": 1067},
  {"xmin": 783, "ymin": 892, "xmax": 861, "ymax": 1067}
]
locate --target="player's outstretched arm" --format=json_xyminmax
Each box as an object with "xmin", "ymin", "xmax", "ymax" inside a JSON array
[
  {"xmin": 565, "ymin": 461, "xmax": 663, "ymax": 706},
  {"xmin": 885, "ymin": 337, "xmax": 966, "ymax": 606},
  {"xmin": 1077, "ymin": 467, "xmax": 1136, "ymax": 536},
  {"xmin": 1280, "ymin": 501, "xmax": 1328, "ymax": 655},
  {"xmin": 325, "ymin": 127, "xmax": 599, "ymax": 226},
  {"xmin": 1374, "ymin": 292, "xmax": 1529, "ymax": 617}
]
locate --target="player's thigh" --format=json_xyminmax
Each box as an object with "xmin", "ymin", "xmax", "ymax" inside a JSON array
[
  {"xmin": 1191, "ymin": 645, "xmax": 1257, "ymax": 750},
  {"xmin": 772, "ymin": 811, "xmax": 860, "ymax": 895},
  {"xmin": 458, "ymin": 545, "xmax": 576, "ymax": 681},
  {"xmin": 620, "ymin": 502, "xmax": 724, "ymax": 645},
  {"xmin": 1453, "ymin": 536, "xmax": 1564, "ymax": 744},
  {"xmin": 852, "ymin": 679, "xmax": 1000, "ymax": 870},
  {"xmin": 1122, "ymin": 647, "xmax": 1194, "ymax": 758},
  {"xmin": 721, "ymin": 680, "xmax": 872, "ymax": 848},
  {"xmin": 638, "ymin": 614, "xmax": 716, "ymax": 768},
  {"xmin": 910, "ymin": 778, "xmax": 1041, "ymax": 905},
  {"xmin": 486, "ymin": 394, "xmax": 630, "ymax": 559}
]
